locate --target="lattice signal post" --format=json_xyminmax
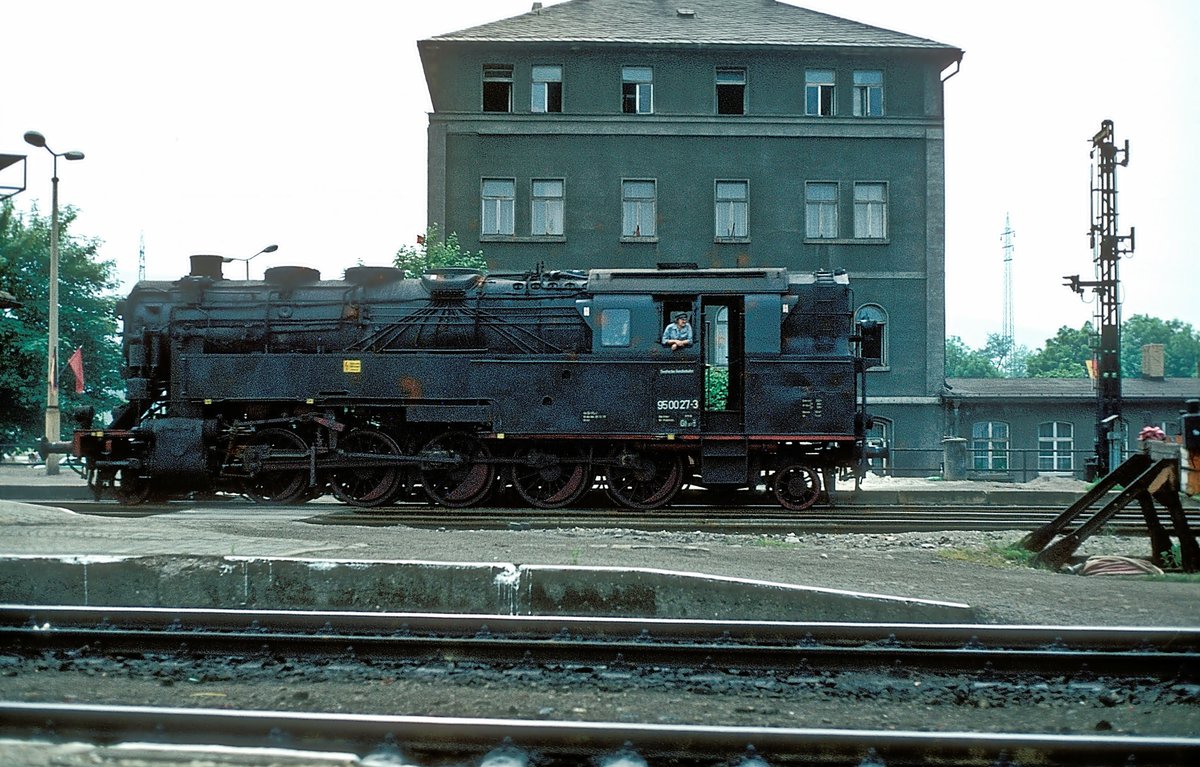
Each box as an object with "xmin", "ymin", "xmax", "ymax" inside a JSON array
[{"xmin": 1064, "ymin": 119, "xmax": 1134, "ymax": 477}]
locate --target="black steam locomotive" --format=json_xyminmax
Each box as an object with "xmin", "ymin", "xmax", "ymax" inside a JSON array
[{"xmin": 67, "ymin": 258, "xmax": 879, "ymax": 510}]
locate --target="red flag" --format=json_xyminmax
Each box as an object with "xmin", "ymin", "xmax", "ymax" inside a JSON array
[{"xmin": 67, "ymin": 346, "xmax": 85, "ymax": 394}]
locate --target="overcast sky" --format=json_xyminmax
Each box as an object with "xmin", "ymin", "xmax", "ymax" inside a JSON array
[{"xmin": 4, "ymin": 0, "xmax": 1196, "ymax": 351}]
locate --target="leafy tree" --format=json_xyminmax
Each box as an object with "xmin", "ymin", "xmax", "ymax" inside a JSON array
[
  {"xmin": 394, "ymin": 224, "xmax": 487, "ymax": 278},
  {"xmin": 945, "ymin": 335, "xmax": 1002, "ymax": 378},
  {"xmin": 1025, "ymin": 323, "xmax": 1094, "ymax": 378},
  {"xmin": 0, "ymin": 202, "xmax": 122, "ymax": 447},
  {"xmin": 1021, "ymin": 318, "xmax": 1199, "ymax": 379},
  {"xmin": 1120, "ymin": 314, "xmax": 1200, "ymax": 378},
  {"xmin": 983, "ymin": 334, "xmax": 1031, "ymax": 378}
]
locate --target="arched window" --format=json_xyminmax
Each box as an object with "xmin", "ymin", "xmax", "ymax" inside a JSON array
[
  {"xmin": 1038, "ymin": 421, "xmax": 1074, "ymax": 473},
  {"xmin": 866, "ymin": 417, "xmax": 892, "ymax": 472},
  {"xmin": 855, "ymin": 304, "xmax": 887, "ymax": 369},
  {"xmin": 971, "ymin": 421, "xmax": 1009, "ymax": 471}
]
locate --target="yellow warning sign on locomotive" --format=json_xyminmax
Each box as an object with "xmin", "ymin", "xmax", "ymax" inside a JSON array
[{"xmin": 343, "ymin": 359, "xmax": 362, "ymax": 374}]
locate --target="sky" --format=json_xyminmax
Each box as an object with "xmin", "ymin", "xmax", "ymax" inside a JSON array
[{"xmin": 4, "ymin": 0, "xmax": 1197, "ymax": 351}]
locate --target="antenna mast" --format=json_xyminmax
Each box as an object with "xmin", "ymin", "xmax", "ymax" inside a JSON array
[
  {"xmin": 1000, "ymin": 213, "xmax": 1016, "ymax": 376},
  {"xmin": 138, "ymin": 232, "xmax": 146, "ymax": 282}
]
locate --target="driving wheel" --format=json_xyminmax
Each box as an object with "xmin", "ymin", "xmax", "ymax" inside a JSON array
[
  {"xmin": 242, "ymin": 428, "xmax": 310, "ymax": 504},
  {"xmin": 604, "ymin": 450, "xmax": 684, "ymax": 510},
  {"xmin": 420, "ymin": 431, "xmax": 494, "ymax": 508},
  {"xmin": 509, "ymin": 448, "xmax": 591, "ymax": 509},
  {"xmin": 331, "ymin": 428, "xmax": 403, "ymax": 508}
]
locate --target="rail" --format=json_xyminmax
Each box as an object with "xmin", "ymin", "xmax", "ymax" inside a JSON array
[{"xmin": 3, "ymin": 703, "xmax": 1197, "ymax": 767}]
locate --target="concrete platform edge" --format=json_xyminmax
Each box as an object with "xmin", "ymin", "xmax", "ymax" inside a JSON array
[{"xmin": 0, "ymin": 554, "xmax": 975, "ymax": 623}]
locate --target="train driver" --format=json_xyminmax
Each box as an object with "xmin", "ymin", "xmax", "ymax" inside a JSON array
[{"xmin": 661, "ymin": 313, "xmax": 693, "ymax": 350}]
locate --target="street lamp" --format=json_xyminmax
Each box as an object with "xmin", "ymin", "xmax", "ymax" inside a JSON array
[
  {"xmin": 24, "ymin": 130, "xmax": 84, "ymax": 476},
  {"xmin": 223, "ymin": 244, "xmax": 279, "ymax": 280}
]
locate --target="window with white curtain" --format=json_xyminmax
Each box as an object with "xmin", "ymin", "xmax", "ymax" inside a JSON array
[
  {"xmin": 622, "ymin": 179, "xmax": 656, "ymax": 237},
  {"xmin": 531, "ymin": 178, "xmax": 563, "ymax": 236},
  {"xmin": 715, "ymin": 180, "xmax": 748, "ymax": 238},
  {"xmin": 481, "ymin": 178, "xmax": 515, "ymax": 235},
  {"xmin": 805, "ymin": 182, "xmax": 838, "ymax": 238},
  {"xmin": 854, "ymin": 182, "xmax": 887, "ymax": 239}
]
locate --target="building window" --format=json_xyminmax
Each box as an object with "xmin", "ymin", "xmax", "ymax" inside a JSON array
[
  {"xmin": 531, "ymin": 65, "xmax": 562, "ymax": 113},
  {"xmin": 600, "ymin": 308, "xmax": 631, "ymax": 347},
  {"xmin": 805, "ymin": 182, "xmax": 838, "ymax": 238},
  {"xmin": 854, "ymin": 182, "xmax": 888, "ymax": 239},
  {"xmin": 855, "ymin": 304, "xmax": 887, "ymax": 368},
  {"xmin": 972, "ymin": 421, "xmax": 1010, "ymax": 471},
  {"xmin": 481, "ymin": 178, "xmax": 515, "ymax": 235},
  {"xmin": 483, "ymin": 65, "xmax": 513, "ymax": 113},
  {"xmin": 1038, "ymin": 421, "xmax": 1074, "ymax": 473},
  {"xmin": 622, "ymin": 179, "xmax": 656, "ymax": 237},
  {"xmin": 716, "ymin": 67, "xmax": 746, "ymax": 115},
  {"xmin": 805, "ymin": 69, "xmax": 835, "ymax": 116},
  {"xmin": 853, "ymin": 70, "xmax": 884, "ymax": 117},
  {"xmin": 622, "ymin": 66, "xmax": 653, "ymax": 114},
  {"xmin": 531, "ymin": 178, "xmax": 564, "ymax": 236},
  {"xmin": 715, "ymin": 180, "xmax": 748, "ymax": 238}
]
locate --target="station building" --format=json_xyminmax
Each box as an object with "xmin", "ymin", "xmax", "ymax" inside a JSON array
[{"xmin": 418, "ymin": 0, "xmax": 1198, "ymax": 479}]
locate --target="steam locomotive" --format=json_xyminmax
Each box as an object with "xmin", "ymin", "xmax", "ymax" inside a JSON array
[{"xmin": 65, "ymin": 257, "xmax": 879, "ymax": 510}]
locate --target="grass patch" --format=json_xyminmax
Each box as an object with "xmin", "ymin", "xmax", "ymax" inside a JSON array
[
  {"xmin": 1144, "ymin": 572, "xmax": 1200, "ymax": 583},
  {"xmin": 938, "ymin": 543, "xmax": 1037, "ymax": 569}
]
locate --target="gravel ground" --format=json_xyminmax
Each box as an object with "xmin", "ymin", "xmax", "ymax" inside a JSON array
[
  {"xmin": 3, "ymin": 468, "xmax": 1199, "ymax": 763},
  {"xmin": 2, "ymin": 646, "xmax": 1197, "ymax": 737},
  {"xmin": 2, "ymin": 464, "xmax": 1199, "ymax": 626}
]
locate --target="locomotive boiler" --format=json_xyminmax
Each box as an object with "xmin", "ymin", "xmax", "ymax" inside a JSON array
[{"xmin": 68, "ymin": 258, "xmax": 880, "ymax": 510}]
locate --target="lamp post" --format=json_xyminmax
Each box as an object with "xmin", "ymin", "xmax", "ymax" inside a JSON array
[
  {"xmin": 223, "ymin": 244, "xmax": 279, "ymax": 280},
  {"xmin": 24, "ymin": 131, "xmax": 84, "ymax": 476}
]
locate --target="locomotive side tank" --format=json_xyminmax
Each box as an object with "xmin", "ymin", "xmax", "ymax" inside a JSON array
[{"xmin": 72, "ymin": 259, "xmax": 878, "ymax": 510}]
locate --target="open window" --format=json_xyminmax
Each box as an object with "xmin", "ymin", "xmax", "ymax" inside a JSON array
[
  {"xmin": 855, "ymin": 304, "xmax": 887, "ymax": 369},
  {"xmin": 660, "ymin": 300, "xmax": 697, "ymax": 356}
]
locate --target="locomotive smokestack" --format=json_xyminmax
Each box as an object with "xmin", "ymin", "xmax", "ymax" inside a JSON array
[{"xmin": 189, "ymin": 255, "xmax": 226, "ymax": 280}]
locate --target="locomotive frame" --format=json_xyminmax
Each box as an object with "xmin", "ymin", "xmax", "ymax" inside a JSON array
[{"xmin": 66, "ymin": 259, "xmax": 880, "ymax": 511}]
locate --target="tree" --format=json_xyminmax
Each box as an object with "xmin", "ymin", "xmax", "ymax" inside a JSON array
[
  {"xmin": 1021, "ymin": 318, "xmax": 1200, "ymax": 379},
  {"xmin": 394, "ymin": 224, "xmax": 487, "ymax": 278},
  {"xmin": 1025, "ymin": 323, "xmax": 1093, "ymax": 378},
  {"xmin": 1120, "ymin": 314, "xmax": 1200, "ymax": 378},
  {"xmin": 945, "ymin": 335, "xmax": 1002, "ymax": 378},
  {"xmin": 0, "ymin": 202, "xmax": 123, "ymax": 447}
]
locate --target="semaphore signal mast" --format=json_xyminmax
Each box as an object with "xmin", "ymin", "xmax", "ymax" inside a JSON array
[{"xmin": 1063, "ymin": 119, "xmax": 1135, "ymax": 478}]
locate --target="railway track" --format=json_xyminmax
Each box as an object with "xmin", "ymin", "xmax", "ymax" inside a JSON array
[
  {"xmin": 3, "ymin": 702, "xmax": 1197, "ymax": 767},
  {"xmin": 29, "ymin": 495, "xmax": 1198, "ymax": 535},
  {"xmin": 5, "ymin": 605, "xmax": 1198, "ymax": 677},
  {"xmin": 2, "ymin": 606, "xmax": 1198, "ymax": 766}
]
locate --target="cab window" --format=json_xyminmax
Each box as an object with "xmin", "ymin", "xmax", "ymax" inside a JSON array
[{"xmin": 600, "ymin": 308, "xmax": 631, "ymax": 347}]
